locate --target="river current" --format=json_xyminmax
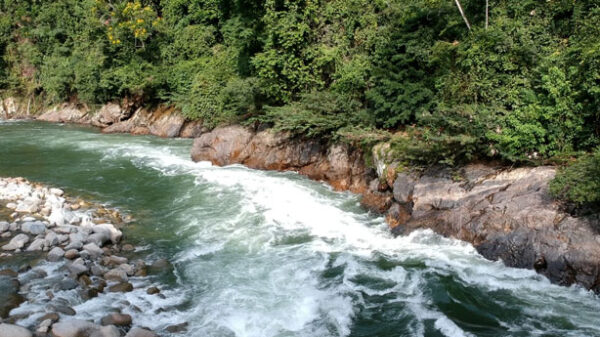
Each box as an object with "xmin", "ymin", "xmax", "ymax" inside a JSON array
[{"xmin": 1, "ymin": 121, "xmax": 599, "ymax": 337}]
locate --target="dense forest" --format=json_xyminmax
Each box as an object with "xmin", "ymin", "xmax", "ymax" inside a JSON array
[{"xmin": 0, "ymin": 0, "xmax": 599, "ymax": 204}]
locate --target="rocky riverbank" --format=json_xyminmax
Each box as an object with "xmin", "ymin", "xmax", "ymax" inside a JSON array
[
  {"xmin": 192, "ymin": 126, "xmax": 600, "ymax": 293},
  {"xmin": 2, "ymin": 97, "xmax": 600, "ymax": 293},
  {"xmin": 0, "ymin": 177, "xmax": 179, "ymax": 337}
]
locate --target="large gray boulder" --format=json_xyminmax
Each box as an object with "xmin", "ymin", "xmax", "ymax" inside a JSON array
[
  {"xmin": 2, "ymin": 234, "xmax": 29, "ymax": 250},
  {"xmin": 0, "ymin": 323, "xmax": 32, "ymax": 337},
  {"xmin": 21, "ymin": 221, "xmax": 46, "ymax": 235}
]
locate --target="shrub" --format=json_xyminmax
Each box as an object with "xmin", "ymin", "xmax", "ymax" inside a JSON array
[{"xmin": 550, "ymin": 148, "xmax": 600, "ymax": 205}]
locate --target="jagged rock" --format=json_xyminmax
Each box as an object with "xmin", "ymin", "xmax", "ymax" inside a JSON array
[
  {"xmin": 0, "ymin": 323, "xmax": 32, "ymax": 337},
  {"xmin": 103, "ymin": 106, "xmax": 184, "ymax": 138},
  {"xmin": 179, "ymin": 120, "xmax": 207, "ymax": 138},
  {"xmin": 191, "ymin": 126, "xmax": 370, "ymax": 193},
  {"xmin": 2, "ymin": 234, "xmax": 29, "ymax": 250},
  {"xmin": 392, "ymin": 172, "xmax": 418, "ymax": 204},
  {"xmin": 90, "ymin": 103, "xmax": 125, "ymax": 128}
]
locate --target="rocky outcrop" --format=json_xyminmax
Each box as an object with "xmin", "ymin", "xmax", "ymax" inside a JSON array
[
  {"xmin": 0, "ymin": 97, "xmax": 32, "ymax": 120},
  {"xmin": 191, "ymin": 126, "xmax": 372, "ymax": 193},
  {"xmin": 374, "ymin": 164, "xmax": 600, "ymax": 292},
  {"xmin": 1, "ymin": 96, "xmax": 201, "ymax": 139},
  {"xmin": 191, "ymin": 127, "xmax": 600, "ymax": 292},
  {"xmin": 103, "ymin": 105, "xmax": 185, "ymax": 137},
  {"xmin": 37, "ymin": 103, "xmax": 91, "ymax": 124}
]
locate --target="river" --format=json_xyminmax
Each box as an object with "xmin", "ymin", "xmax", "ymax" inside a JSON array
[{"xmin": 1, "ymin": 120, "xmax": 599, "ymax": 337}]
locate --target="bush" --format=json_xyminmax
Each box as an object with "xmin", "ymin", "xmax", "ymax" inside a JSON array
[{"xmin": 550, "ymin": 149, "xmax": 600, "ymax": 205}]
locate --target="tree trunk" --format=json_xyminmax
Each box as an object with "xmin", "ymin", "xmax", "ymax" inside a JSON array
[
  {"xmin": 485, "ymin": 0, "xmax": 489, "ymax": 29},
  {"xmin": 454, "ymin": 0, "xmax": 471, "ymax": 31}
]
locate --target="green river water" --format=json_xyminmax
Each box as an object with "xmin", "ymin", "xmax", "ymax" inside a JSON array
[{"xmin": 0, "ymin": 121, "xmax": 599, "ymax": 337}]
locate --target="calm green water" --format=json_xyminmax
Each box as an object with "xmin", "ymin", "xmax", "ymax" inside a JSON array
[{"xmin": 1, "ymin": 121, "xmax": 599, "ymax": 337}]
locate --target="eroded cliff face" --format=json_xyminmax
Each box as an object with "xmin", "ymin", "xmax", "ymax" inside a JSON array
[
  {"xmin": 0, "ymin": 97, "xmax": 201, "ymax": 139},
  {"xmin": 191, "ymin": 126, "xmax": 371, "ymax": 193}
]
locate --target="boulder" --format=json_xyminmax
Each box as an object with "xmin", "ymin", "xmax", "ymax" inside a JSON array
[
  {"xmin": 0, "ymin": 222, "xmax": 9, "ymax": 233},
  {"xmin": 124, "ymin": 327, "xmax": 157, "ymax": 337},
  {"xmin": 92, "ymin": 224, "xmax": 121, "ymax": 244},
  {"xmin": 21, "ymin": 221, "xmax": 46, "ymax": 235},
  {"xmin": 0, "ymin": 323, "xmax": 32, "ymax": 337},
  {"xmin": 104, "ymin": 269, "xmax": 128, "ymax": 282},
  {"xmin": 25, "ymin": 238, "xmax": 44, "ymax": 251},
  {"xmin": 2, "ymin": 234, "xmax": 29, "ymax": 250},
  {"xmin": 82, "ymin": 243, "xmax": 104, "ymax": 259},
  {"xmin": 47, "ymin": 247, "xmax": 65, "ymax": 262},
  {"xmin": 108, "ymin": 282, "xmax": 133, "ymax": 293},
  {"xmin": 50, "ymin": 320, "xmax": 97, "ymax": 337},
  {"xmin": 90, "ymin": 103, "xmax": 125, "ymax": 128},
  {"xmin": 100, "ymin": 313, "xmax": 132, "ymax": 326},
  {"xmin": 64, "ymin": 249, "xmax": 79, "ymax": 260},
  {"xmin": 45, "ymin": 231, "xmax": 59, "ymax": 246}
]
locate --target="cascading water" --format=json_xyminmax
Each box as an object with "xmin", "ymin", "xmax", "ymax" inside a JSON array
[{"xmin": 1, "ymin": 121, "xmax": 599, "ymax": 337}]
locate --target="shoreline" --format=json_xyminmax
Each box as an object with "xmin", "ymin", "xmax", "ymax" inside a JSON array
[
  {"xmin": 1, "ymin": 97, "xmax": 600, "ymax": 293},
  {"xmin": 0, "ymin": 177, "xmax": 180, "ymax": 337}
]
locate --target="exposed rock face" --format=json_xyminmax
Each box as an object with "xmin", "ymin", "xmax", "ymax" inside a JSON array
[
  {"xmin": 37, "ymin": 103, "xmax": 90, "ymax": 124},
  {"xmin": 179, "ymin": 120, "xmax": 207, "ymax": 138},
  {"xmin": 0, "ymin": 97, "xmax": 32, "ymax": 120},
  {"xmin": 103, "ymin": 106, "xmax": 185, "ymax": 138},
  {"xmin": 191, "ymin": 129, "xmax": 600, "ymax": 291},
  {"xmin": 90, "ymin": 103, "xmax": 127, "ymax": 128},
  {"xmin": 380, "ymin": 164, "xmax": 600, "ymax": 292},
  {"xmin": 191, "ymin": 126, "xmax": 371, "ymax": 193}
]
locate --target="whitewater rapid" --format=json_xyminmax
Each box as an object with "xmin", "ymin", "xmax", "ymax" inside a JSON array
[{"xmin": 1, "ymin": 122, "xmax": 599, "ymax": 337}]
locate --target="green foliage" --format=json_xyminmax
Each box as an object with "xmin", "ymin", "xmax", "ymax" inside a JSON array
[
  {"xmin": 0, "ymin": 0, "xmax": 599, "ymax": 175},
  {"xmin": 259, "ymin": 91, "xmax": 370, "ymax": 139},
  {"xmin": 550, "ymin": 148, "xmax": 600, "ymax": 205}
]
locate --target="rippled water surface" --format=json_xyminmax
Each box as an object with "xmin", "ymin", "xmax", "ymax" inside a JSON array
[{"xmin": 1, "ymin": 121, "xmax": 599, "ymax": 337}]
